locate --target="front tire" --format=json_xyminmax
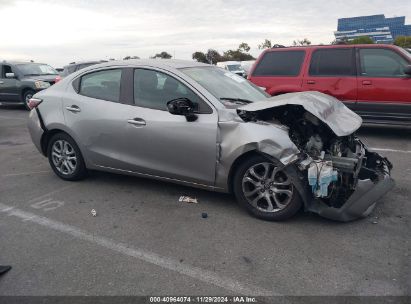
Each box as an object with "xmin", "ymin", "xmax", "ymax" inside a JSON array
[
  {"xmin": 47, "ymin": 133, "xmax": 88, "ymax": 181},
  {"xmin": 23, "ymin": 90, "xmax": 35, "ymax": 110},
  {"xmin": 233, "ymin": 155, "xmax": 302, "ymax": 221}
]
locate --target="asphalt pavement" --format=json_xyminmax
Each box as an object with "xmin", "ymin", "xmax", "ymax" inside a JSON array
[{"xmin": 0, "ymin": 105, "xmax": 410, "ymax": 296}]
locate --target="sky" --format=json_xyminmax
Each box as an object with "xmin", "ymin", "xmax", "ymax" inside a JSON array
[{"xmin": 1, "ymin": 0, "xmax": 410, "ymax": 67}]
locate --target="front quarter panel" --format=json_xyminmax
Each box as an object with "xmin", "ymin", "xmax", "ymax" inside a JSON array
[{"xmin": 215, "ymin": 118, "xmax": 300, "ymax": 191}]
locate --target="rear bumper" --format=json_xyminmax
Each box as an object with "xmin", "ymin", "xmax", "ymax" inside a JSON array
[{"xmin": 27, "ymin": 109, "xmax": 45, "ymax": 155}]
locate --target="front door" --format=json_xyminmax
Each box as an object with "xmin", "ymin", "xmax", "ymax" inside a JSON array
[
  {"xmin": 356, "ymin": 47, "xmax": 411, "ymax": 123},
  {"xmin": 0, "ymin": 65, "xmax": 20, "ymax": 102},
  {"xmin": 123, "ymin": 68, "xmax": 218, "ymax": 186}
]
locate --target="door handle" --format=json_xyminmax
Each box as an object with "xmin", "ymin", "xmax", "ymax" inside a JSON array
[
  {"xmin": 65, "ymin": 105, "xmax": 81, "ymax": 113},
  {"xmin": 306, "ymin": 80, "xmax": 316, "ymax": 84},
  {"xmin": 362, "ymin": 80, "xmax": 372, "ymax": 85},
  {"xmin": 0, "ymin": 81, "xmax": 4, "ymax": 84},
  {"xmin": 127, "ymin": 118, "xmax": 146, "ymax": 126}
]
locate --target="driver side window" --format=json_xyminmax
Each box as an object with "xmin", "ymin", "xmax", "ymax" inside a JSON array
[
  {"xmin": 133, "ymin": 69, "xmax": 211, "ymax": 113},
  {"xmin": 359, "ymin": 48, "xmax": 408, "ymax": 77}
]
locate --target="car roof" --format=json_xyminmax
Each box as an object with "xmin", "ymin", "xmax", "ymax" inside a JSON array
[
  {"xmin": 1, "ymin": 61, "xmax": 48, "ymax": 65},
  {"xmin": 65, "ymin": 60, "xmax": 106, "ymax": 67},
  {"xmin": 263, "ymin": 44, "xmax": 400, "ymax": 52},
  {"xmin": 78, "ymin": 59, "xmax": 210, "ymax": 73}
]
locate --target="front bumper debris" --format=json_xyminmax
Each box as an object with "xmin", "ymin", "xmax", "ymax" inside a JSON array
[{"xmin": 307, "ymin": 156, "xmax": 394, "ymax": 222}]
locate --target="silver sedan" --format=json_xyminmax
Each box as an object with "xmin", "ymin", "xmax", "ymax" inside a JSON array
[{"xmin": 27, "ymin": 60, "xmax": 394, "ymax": 221}]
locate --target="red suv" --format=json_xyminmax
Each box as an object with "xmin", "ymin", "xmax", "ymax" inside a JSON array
[{"xmin": 249, "ymin": 44, "xmax": 411, "ymax": 125}]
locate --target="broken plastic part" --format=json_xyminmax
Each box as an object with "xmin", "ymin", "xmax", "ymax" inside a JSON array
[
  {"xmin": 179, "ymin": 196, "xmax": 198, "ymax": 204},
  {"xmin": 308, "ymin": 161, "xmax": 338, "ymax": 198}
]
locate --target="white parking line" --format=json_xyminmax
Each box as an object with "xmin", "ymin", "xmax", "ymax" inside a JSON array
[
  {"xmin": 27, "ymin": 184, "xmax": 78, "ymax": 204},
  {"xmin": 369, "ymin": 147, "xmax": 411, "ymax": 154},
  {"xmin": 3, "ymin": 170, "xmax": 50, "ymax": 177},
  {"xmin": 0, "ymin": 203, "xmax": 275, "ymax": 296}
]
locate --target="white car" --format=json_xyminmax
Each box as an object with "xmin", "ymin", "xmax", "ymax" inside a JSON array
[{"xmin": 216, "ymin": 61, "xmax": 246, "ymax": 77}]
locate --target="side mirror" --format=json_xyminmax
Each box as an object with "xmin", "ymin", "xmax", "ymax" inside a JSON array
[
  {"xmin": 404, "ymin": 65, "xmax": 411, "ymax": 76},
  {"xmin": 5, "ymin": 73, "xmax": 16, "ymax": 79},
  {"xmin": 167, "ymin": 98, "xmax": 198, "ymax": 122}
]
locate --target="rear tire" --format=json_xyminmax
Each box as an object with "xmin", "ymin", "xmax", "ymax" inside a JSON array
[
  {"xmin": 47, "ymin": 133, "xmax": 88, "ymax": 181},
  {"xmin": 233, "ymin": 155, "xmax": 302, "ymax": 221},
  {"xmin": 23, "ymin": 90, "xmax": 35, "ymax": 110}
]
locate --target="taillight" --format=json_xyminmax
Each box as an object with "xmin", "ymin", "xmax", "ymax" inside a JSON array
[
  {"xmin": 28, "ymin": 98, "xmax": 43, "ymax": 110},
  {"xmin": 55, "ymin": 75, "xmax": 62, "ymax": 83}
]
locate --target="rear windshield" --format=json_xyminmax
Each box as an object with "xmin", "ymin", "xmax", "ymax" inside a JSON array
[{"xmin": 252, "ymin": 50, "xmax": 305, "ymax": 76}]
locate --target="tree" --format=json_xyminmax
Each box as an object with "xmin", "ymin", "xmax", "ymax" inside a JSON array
[
  {"xmin": 123, "ymin": 55, "xmax": 140, "ymax": 60},
  {"xmin": 293, "ymin": 38, "xmax": 311, "ymax": 46},
  {"xmin": 206, "ymin": 49, "xmax": 222, "ymax": 64},
  {"xmin": 151, "ymin": 51, "xmax": 172, "ymax": 59},
  {"xmin": 238, "ymin": 42, "xmax": 251, "ymax": 52},
  {"xmin": 221, "ymin": 43, "xmax": 255, "ymax": 61},
  {"xmin": 394, "ymin": 36, "xmax": 411, "ymax": 48},
  {"xmin": 258, "ymin": 39, "xmax": 272, "ymax": 49},
  {"xmin": 192, "ymin": 51, "xmax": 208, "ymax": 63},
  {"xmin": 222, "ymin": 49, "xmax": 254, "ymax": 61},
  {"xmin": 348, "ymin": 36, "xmax": 374, "ymax": 44}
]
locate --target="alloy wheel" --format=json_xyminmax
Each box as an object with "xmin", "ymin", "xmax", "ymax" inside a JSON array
[
  {"xmin": 241, "ymin": 162, "xmax": 294, "ymax": 213},
  {"xmin": 51, "ymin": 140, "xmax": 77, "ymax": 175}
]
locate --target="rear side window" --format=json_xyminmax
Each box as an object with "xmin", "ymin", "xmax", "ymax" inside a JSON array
[
  {"xmin": 359, "ymin": 48, "xmax": 408, "ymax": 77},
  {"xmin": 252, "ymin": 51, "xmax": 305, "ymax": 76},
  {"xmin": 79, "ymin": 69, "xmax": 122, "ymax": 102},
  {"xmin": 309, "ymin": 49, "xmax": 354, "ymax": 76}
]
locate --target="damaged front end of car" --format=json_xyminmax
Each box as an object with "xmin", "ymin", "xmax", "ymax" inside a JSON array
[{"xmin": 237, "ymin": 92, "xmax": 394, "ymax": 222}]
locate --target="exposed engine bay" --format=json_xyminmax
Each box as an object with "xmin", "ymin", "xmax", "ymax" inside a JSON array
[{"xmin": 238, "ymin": 104, "xmax": 393, "ymax": 217}]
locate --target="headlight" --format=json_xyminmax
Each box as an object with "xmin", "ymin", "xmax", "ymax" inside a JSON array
[{"xmin": 34, "ymin": 81, "xmax": 51, "ymax": 89}]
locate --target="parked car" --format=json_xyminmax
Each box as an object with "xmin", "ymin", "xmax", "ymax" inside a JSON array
[
  {"xmin": 0, "ymin": 61, "xmax": 59, "ymax": 110},
  {"xmin": 240, "ymin": 60, "xmax": 255, "ymax": 77},
  {"xmin": 27, "ymin": 60, "xmax": 393, "ymax": 222},
  {"xmin": 249, "ymin": 44, "xmax": 411, "ymax": 125},
  {"xmin": 60, "ymin": 60, "xmax": 107, "ymax": 78},
  {"xmin": 216, "ymin": 61, "xmax": 247, "ymax": 77}
]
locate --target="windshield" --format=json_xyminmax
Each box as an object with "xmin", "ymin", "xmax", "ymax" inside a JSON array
[
  {"xmin": 227, "ymin": 64, "xmax": 243, "ymax": 72},
  {"xmin": 180, "ymin": 67, "xmax": 269, "ymax": 105},
  {"xmin": 17, "ymin": 63, "xmax": 58, "ymax": 76}
]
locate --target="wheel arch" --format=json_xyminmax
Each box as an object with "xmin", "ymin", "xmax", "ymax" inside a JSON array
[
  {"xmin": 227, "ymin": 150, "xmax": 311, "ymax": 208},
  {"xmin": 227, "ymin": 150, "xmax": 269, "ymax": 193},
  {"xmin": 21, "ymin": 87, "xmax": 36, "ymax": 102},
  {"xmin": 40, "ymin": 128, "xmax": 67, "ymax": 156}
]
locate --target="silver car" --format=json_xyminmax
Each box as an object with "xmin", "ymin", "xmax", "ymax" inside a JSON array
[{"xmin": 27, "ymin": 60, "xmax": 394, "ymax": 221}]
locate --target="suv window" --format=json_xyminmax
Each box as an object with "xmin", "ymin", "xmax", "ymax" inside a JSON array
[
  {"xmin": 252, "ymin": 51, "xmax": 305, "ymax": 76},
  {"xmin": 1, "ymin": 65, "xmax": 13, "ymax": 78},
  {"xmin": 309, "ymin": 49, "xmax": 354, "ymax": 76},
  {"xmin": 134, "ymin": 69, "xmax": 211, "ymax": 113},
  {"xmin": 359, "ymin": 48, "xmax": 408, "ymax": 77},
  {"xmin": 79, "ymin": 69, "xmax": 122, "ymax": 102}
]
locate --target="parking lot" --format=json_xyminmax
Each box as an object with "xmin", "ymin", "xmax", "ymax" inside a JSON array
[{"xmin": 0, "ymin": 105, "xmax": 410, "ymax": 296}]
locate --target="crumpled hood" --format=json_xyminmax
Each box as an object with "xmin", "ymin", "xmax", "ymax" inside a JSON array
[{"xmin": 238, "ymin": 91, "xmax": 362, "ymax": 137}]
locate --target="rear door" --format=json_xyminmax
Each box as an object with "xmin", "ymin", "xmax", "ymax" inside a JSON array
[
  {"xmin": 302, "ymin": 48, "xmax": 357, "ymax": 111},
  {"xmin": 0, "ymin": 64, "xmax": 20, "ymax": 102},
  {"xmin": 249, "ymin": 49, "xmax": 306, "ymax": 95},
  {"xmin": 356, "ymin": 47, "xmax": 411, "ymax": 123}
]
